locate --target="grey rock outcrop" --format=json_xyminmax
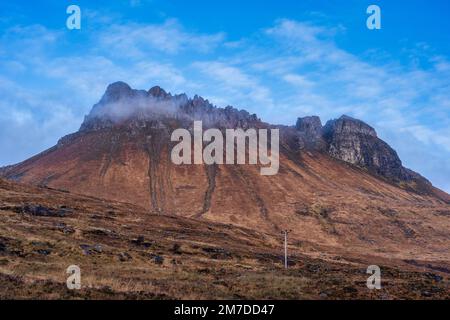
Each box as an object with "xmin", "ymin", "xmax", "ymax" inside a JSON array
[
  {"xmin": 288, "ymin": 114, "xmax": 430, "ymax": 187},
  {"xmin": 322, "ymin": 115, "xmax": 428, "ymax": 183},
  {"xmin": 296, "ymin": 116, "xmax": 323, "ymax": 134},
  {"xmin": 80, "ymin": 82, "xmax": 260, "ymax": 132},
  {"xmin": 295, "ymin": 116, "xmax": 327, "ymax": 151}
]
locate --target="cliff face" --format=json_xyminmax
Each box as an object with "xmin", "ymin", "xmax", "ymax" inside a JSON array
[
  {"xmin": 291, "ymin": 114, "xmax": 429, "ymax": 189},
  {"xmin": 294, "ymin": 116, "xmax": 327, "ymax": 151},
  {"xmin": 80, "ymin": 81, "xmax": 260, "ymax": 133},
  {"xmin": 322, "ymin": 115, "xmax": 427, "ymax": 184}
]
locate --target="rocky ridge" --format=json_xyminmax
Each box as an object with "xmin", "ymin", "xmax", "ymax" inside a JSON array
[{"xmin": 75, "ymin": 82, "xmax": 430, "ymax": 187}]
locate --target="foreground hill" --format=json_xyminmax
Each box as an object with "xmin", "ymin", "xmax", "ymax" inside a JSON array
[
  {"xmin": 0, "ymin": 178, "xmax": 448, "ymax": 299},
  {"xmin": 1, "ymin": 82, "xmax": 449, "ymax": 265}
]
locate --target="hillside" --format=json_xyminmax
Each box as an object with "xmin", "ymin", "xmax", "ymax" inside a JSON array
[
  {"xmin": 1, "ymin": 82, "xmax": 449, "ymax": 262},
  {"xmin": 0, "ymin": 178, "xmax": 448, "ymax": 299}
]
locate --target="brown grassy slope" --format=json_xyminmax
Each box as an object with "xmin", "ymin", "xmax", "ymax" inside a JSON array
[{"xmin": 0, "ymin": 178, "xmax": 449, "ymax": 299}]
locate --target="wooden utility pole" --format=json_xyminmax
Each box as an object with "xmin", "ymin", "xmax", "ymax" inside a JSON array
[{"xmin": 283, "ymin": 230, "xmax": 290, "ymax": 269}]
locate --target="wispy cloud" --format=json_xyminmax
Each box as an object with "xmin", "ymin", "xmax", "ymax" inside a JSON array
[
  {"xmin": 191, "ymin": 61, "xmax": 274, "ymax": 108},
  {"xmin": 98, "ymin": 19, "xmax": 225, "ymax": 57},
  {"xmin": 253, "ymin": 20, "xmax": 450, "ymax": 142}
]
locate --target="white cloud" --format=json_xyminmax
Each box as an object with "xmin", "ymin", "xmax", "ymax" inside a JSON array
[
  {"xmin": 282, "ymin": 74, "xmax": 315, "ymax": 88},
  {"xmin": 261, "ymin": 20, "xmax": 450, "ymax": 145},
  {"xmin": 98, "ymin": 19, "xmax": 225, "ymax": 57},
  {"xmin": 0, "ymin": 76, "xmax": 80, "ymax": 164},
  {"xmin": 191, "ymin": 61, "xmax": 274, "ymax": 111}
]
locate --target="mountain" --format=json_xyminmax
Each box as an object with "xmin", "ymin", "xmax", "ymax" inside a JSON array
[
  {"xmin": 1, "ymin": 82, "xmax": 449, "ymax": 264},
  {"xmin": 1, "ymin": 82, "xmax": 449, "ymax": 299}
]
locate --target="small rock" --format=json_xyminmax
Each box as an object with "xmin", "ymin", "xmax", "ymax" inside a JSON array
[
  {"xmin": 56, "ymin": 223, "xmax": 75, "ymax": 234},
  {"xmin": 202, "ymin": 247, "xmax": 232, "ymax": 260},
  {"xmin": 16, "ymin": 205, "xmax": 73, "ymax": 217},
  {"xmin": 171, "ymin": 243, "xmax": 182, "ymax": 254},
  {"xmin": 149, "ymin": 254, "xmax": 164, "ymax": 265},
  {"xmin": 131, "ymin": 236, "xmax": 152, "ymax": 248},
  {"xmin": 80, "ymin": 244, "xmax": 102, "ymax": 255},
  {"xmin": 85, "ymin": 227, "xmax": 117, "ymax": 238},
  {"xmin": 119, "ymin": 252, "xmax": 132, "ymax": 262},
  {"xmin": 35, "ymin": 249, "xmax": 51, "ymax": 256},
  {"xmin": 197, "ymin": 268, "xmax": 210, "ymax": 274},
  {"xmin": 424, "ymin": 272, "xmax": 443, "ymax": 282},
  {"xmin": 421, "ymin": 291, "xmax": 432, "ymax": 297},
  {"xmin": 343, "ymin": 286, "xmax": 358, "ymax": 294}
]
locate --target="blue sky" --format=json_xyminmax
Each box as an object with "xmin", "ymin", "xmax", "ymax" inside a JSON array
[{"xmin": 1, "ymin": 0, "xmax": 450, "ymax": 192}]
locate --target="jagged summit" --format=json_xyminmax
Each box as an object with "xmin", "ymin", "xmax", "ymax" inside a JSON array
[
  {"xmin": 324, "ymin": 115, "xmax": 377, "ymax": 138},
  {"xmin": 322, "ymin": 115, "xmax": 416, "ymax": 182},
  {"xmin": 80, "ymin": 82, "xmax": 261, "ymax": 132},
  {"xmin": 102, "ymin": 82, "xmax": 172, "ymax": 102},
  {"xmin": 291, "ymin": 114, "xmax": 428, "ymax": 184},
  {"xmin": 148, "ymin": 85, "xmax": 171, "ymax": 99},
  {"xmin": 296, "ymin": 116, "xmax": 323, "ymax": 134},
  {"xmin": 100, "ymin": 81, "xmax": 134, "ymax": 103},
  {"xmin": 85, "ymin": 83, "xmax": 381, "ymax": 139}
]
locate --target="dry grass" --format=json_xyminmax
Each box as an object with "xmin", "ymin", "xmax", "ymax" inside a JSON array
[{"xmin": 0, "ymin": 179, "xmax": 449, "ymax": 300}]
